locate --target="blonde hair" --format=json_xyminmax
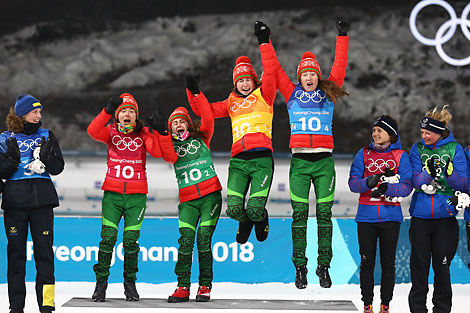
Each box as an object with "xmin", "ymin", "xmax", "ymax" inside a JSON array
[
  {"xmin": 6, "ymin": 107, "xmax": 25, "ymax": 132},
  {"xmin": 425, "ymin": 105, "xmax": 452, "ymax": 127}
]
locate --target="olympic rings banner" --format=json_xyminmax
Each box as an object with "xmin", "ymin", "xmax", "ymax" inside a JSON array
[
  {"xmin": 0, "ymin": 217, "xmax": 469, "ymax": 284},
  {"xmin": 410, "ymin": 0, "xmax": 470, "ymax": 66}
]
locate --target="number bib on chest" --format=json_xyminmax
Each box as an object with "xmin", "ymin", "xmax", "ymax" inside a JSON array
[
  {"xmin": 228, "ymin": 88, "xmax": 273, "ymax": 144},
  {"xmin": 173, "ymin": 138, "xmax": 216, "ymax": 189},
  {"xmin": 106, "ymin": 126, "xmax": 147, "ymax": 182},
  {"xmin": 287, "ymin": 85, "xmax": 334, "ymax": 136}
]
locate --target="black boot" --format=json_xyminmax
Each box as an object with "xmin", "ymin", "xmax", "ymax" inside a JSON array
[
  {"xmin": 236, "ymin": 219, "xmax": 254, "ymax": 244},
  {"xmin": 92, "ymin": 280, "xmax": 108, "ymax": 302},
  {"xmin": 295, "ymin": 265, "xmax": 308, "ymax": 289},
  {"xmin": 9, "ymin": 309, "xmax": 24, "ymax": 313},
  {"xmin": 315, "ymin": 264, "xmax": 332, "ymax": 288},
  {"xmin": 254, "ymin": 209, "xmax": 269, "ymax": 242},
  {"xmin": 124, "ymin": 280, "xmax": 140, "ymax": 301}
]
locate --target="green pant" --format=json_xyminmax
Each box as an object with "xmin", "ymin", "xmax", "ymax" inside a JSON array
[
  {"xmin": 226, "ymin": 156, "xmax": 274, "ymax": 222},
  {"xmin": 93, "ymin": 191, "xmax": 147, "ymax": 282},
  {"xmin": 175, "ymin": 191, "xmax": 222, "ymax": 287},
  {"xmin": 290, "ymin": 156, "xmax": 335, "ymax": 267}
]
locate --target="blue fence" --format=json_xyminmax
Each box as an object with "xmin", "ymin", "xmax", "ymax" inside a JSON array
[{"xmin": 0, "ymin": 217, "xmax": 469, "ymax": 284}]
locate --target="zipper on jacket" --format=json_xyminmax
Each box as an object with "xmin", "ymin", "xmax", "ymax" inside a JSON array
[
  {"xmin": 310, "ymin": 134, "xmax": 313, "ymax": 148},
  {"xmin": 124, "ymin": 182, "xmax": 127, "ymax": 194},
  {"xmin": 242, "ymin": 137, "xmax": 245, "ymax": 151},
  {"xmin": 196, "ymin": 184, "xmax": 201, "ymax": 198}
]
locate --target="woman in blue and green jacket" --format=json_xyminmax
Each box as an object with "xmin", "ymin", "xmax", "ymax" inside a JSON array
[
  {"xmin": 408, "ymin": 106, "xmax": 468, "ymax": 313},
  {"xmin": 348, "ymin": 115, "xmax": 412, "ymax": 313}
]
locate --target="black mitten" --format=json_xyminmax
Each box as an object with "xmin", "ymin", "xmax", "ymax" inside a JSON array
[
  {"xmin": 6, "ymin": 137, "xmax": 20, "ymax": 164},
  {"xmin": 105, "ymin": 97, "xmax": 123, "ymax": 115},
  {"xmin": 254, "ymin": 21, "xmax": 270, "ymax": 44},
  {"xmin": 366, "ymin": 174, "xmax": 382, "ymax": 189},
  {"xmin": 185, "ymin": 74, "xmax": 200, "ymax": 95},
  {"xmin": 370, "ymin": 183, "xmax": 388, "ymax": 198},
  {"xmin": 39, "ymin": 132, "xmax": 57, "ymax": 162},
  {"xmin": 336, "ymin": 17, "xmax": 349, "ymax": 36},
  {"xmin": 146, "ymin": 110, "xmax": 168, "ymax": 136}
]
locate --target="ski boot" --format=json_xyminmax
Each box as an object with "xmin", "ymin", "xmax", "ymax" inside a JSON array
[
  {"xmin": 254, "ymin": 209, "xmax": 269, "ymax": 242},
  {"xmin": 315, "ymin": 264, "xmax": 332, "ymax": 288},
  {"xmin": 379, "ymin": 304, "xmax": 389, "ymax": 313},
  {"xmin": 92, "ymin": 279, "xmax": 108, "ymax": 302},
  {"xmin": 168, "ymin": 286, "xmax": 190, "ymax": 303},
  {"xmin": 295, "ymin": 265, "xmax": 308, "ymax": 289},
  {"xmin": 195, "ymin": 286, "xmax": 211, "ymax": 302},
  {"xmin": 124, "ymin": 280, "xmax": 139, "ymax": 301},
  {"xmin": 363, "ymin": 304, "xmax": 374, "ymax": 313},
  {"xmin": 236, "ymin": 220, "xmax": 254, "ymax": 244},
  {"xmin": 9, "ymin": 309, "xmax": 24, "ymax": 313}
]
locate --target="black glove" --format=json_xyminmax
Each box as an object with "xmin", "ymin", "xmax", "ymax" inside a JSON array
[
  {"xmin": 105, "ymin": 97, "xmax": 123, "ymax": 115},
  {"xmin": 146, "ymin": 110, "xmax": 168, "ymax": 136},
  {"xmin": 6, "ymin": 137, "xmax": 20, "ymax": 164},
  {"xmin": 383, "ymin": 168, "xmax": 395, "ymax": 177},
  {"xmin": 336, "ymin": 17, "xmax": 349, "ymax": 36},
  {"xmin": 425, "ymin": 156, "xmax": 440, "ymax": 178},
  {"xmin": 185, "ymin": 74, "xmax": 200, "ymax": 95},
  {"xmin": 39, "ymin": 132, "xmax": 57, "ymax": 162},
  {"xmin": 370, "ymin": 183, "xmax": 388, "ymax": 198},
  {"xmin": 254, "ymin": 21, "xmax": 270, "ymax": 44},
  {"xmin": 446, "ymin": 195, "xmax": 458, "ymax": 208},
  {"xmin": 366, "ymin": 174, "xmax": 382, "ymax": 189}
]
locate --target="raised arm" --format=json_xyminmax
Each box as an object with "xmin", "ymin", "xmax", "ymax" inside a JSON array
[
  {"xmin": 192, "ymin": 93, "xmax": 215, "ymax": 147},
  {"xmin": 146, "ymin": 110, "xmax": 178, "ymax": 164},
  {"xmin": 328, "ymin": 18, "xmax": 349, "ymax": 87},
  {"xmin": 87, "ymin": 97, "xmax": 122, "ymax": 143},
  {"xmin": 185, "ymin": 74, "xmax": 229, "ymax": 118}
]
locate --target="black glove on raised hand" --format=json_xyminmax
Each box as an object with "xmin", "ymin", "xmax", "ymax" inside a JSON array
[
  {"xmin": 185, "ymin": 74, "xmax": 200, "ymax": 95},
  {"xmin": 425, "ymin": 156, "xmax": 440, "ymax": 178},
  {"xmin": 6, "ymin": 137, "xmax": 20, "ymax": 164},
  {"xmin": 366, "ymin": 174, "xmax": 382, "ymax": 189},
  {"xmin": 146, "ymin": 110, "xmax": 168, "ymax": 136},
  {"xmin": 39, "ymin": 132, "xmax": 57, "ymax": 162},
  {"xmin": 336, "ymin": 17, "xmax": 349, "ymax": 36},
  {"xmin": 254, "ymin": 21, "xmax": 270, "ymax": 44},
  {"xmin": 105, "ymin": 97, "xmax": 123, "ymax": 115},
  {"xmin": 370, "ymin": 183, "xmax": 388, "ymax": 198}
]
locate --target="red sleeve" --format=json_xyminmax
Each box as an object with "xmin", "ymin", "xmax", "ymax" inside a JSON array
[
  {"xmin": 142, "ymin": 127, "xmax": 163, "ymax": 158},
  {"xmin": 187, "ymin": 89, "xmax": 229, "ymax": 118},
  {"xmin": 87, "ymin": 108, "xmax": 112, "ymax": 143},
  {"xmin": 259, "ymin": 41, "xmax": 279, "ymax": 106},
  {"xmin": 327, "ymin": 35, "xmax": 349, "ymax": 87},
  {"xmin": 273, "ymin": 43, "xmax": 296, "ymax": 101},
  {"xmin": 158, "ymin": 133, "xmax": 178, "ymax": 164},
  {"xmin": 193, "ymin": 93, "xmax": 214, "ymax": 148}
]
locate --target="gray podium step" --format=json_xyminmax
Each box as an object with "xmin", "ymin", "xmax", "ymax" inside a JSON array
[{"xmin": 63, "ymin": 297, "xmax": 357, "ymax": 311}]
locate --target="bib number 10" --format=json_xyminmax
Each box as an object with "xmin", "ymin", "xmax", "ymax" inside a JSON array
[
  {"xmin": 298, "ymin": 117, "xmax": 329, "ymax": 132},
  {"xmin": 181, "ymin": 166, "xmax": 215, "ymax": 184},
  {"xmin": 113, "ymin": 165, "xmax": 140, "ymax": 179}
]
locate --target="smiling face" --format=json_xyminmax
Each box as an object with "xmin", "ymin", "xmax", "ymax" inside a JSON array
[
  {"xmin": 117, "ymin": 108, "xmax": 137, "ymax": 125},
  {"xmin": 421, "ymin": 129, "xmax": 441, "ymax": 146},
  {"xmin": 236, "ymin": 77, "xmax": 255, "ymax": 96},
  {"xmin": 171, "ymin": 118, "xmax": 189, "ymax": 135},
  {"xmin": 372, "ymin": 126, "xmax": 391, "ymax": 145},
  {"xmin": 23, "ymin": 108, "xmax": 42, "ymax": 123},
  {"xmin": 300, "ymin": 71, "xmax": 319, "ymax": 92}
]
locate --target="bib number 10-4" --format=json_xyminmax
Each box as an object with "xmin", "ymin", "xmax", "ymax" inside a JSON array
[{"xmin": 298, "ymin": 117, "xmax": 329, "ymax": 132}]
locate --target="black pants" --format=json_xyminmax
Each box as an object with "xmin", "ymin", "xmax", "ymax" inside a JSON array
[
  {"xmin": 408, "ymin": 217, "xmax": 459, "ymax": 313},
  {"xmin": 3, "ymin": 206, "xmax": 55, "ymax": 311},
  {"xmin": 357, "ymin": 221, "xmax": 400, "ymax": 306}
]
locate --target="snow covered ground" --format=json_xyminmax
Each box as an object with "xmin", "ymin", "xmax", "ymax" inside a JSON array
[{"xmin": 0, "ymin": 282, "xmax": 468, "ymax": 313}]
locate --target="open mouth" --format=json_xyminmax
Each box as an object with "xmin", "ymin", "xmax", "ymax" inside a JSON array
[
  {"xmin": 177, "ymin": 129, "xmax": 185, "ymax": 134},
  {"xmin": 306, "ymin": 82, "xmax": 313, "ymax": 86},
  {"xmin": 123, "ymin": 119, "xmax": 131, "ymax": 123}
]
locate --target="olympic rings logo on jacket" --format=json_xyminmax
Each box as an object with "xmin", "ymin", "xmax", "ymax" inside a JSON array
[
  {"xmin": 175, "ymin": 139, "xmax": 201, "ymax": 157},
  {"xmin": 18, "ymin": 138, "xmax": 42, "ymax": 153},
  {"xmin": 111, "ymin": 135, "xmax": 143, "ymax": 151},
  {"xmin": 229, "ymin": 95, "xmax": 257, "ymax": 113},
  {"xmin": 410, "ymin": 0, "xmax": 470, "ymax": 66},
  {"xmin": 294, "ymin": 90, "xmax": 326, "ymax": 104}
]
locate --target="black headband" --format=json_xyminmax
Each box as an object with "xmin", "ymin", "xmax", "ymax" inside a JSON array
[
  {"xmin": 420, "ymin": 117, "xmax": 445, "ymax": 135},
  {"xmin": 373, "ymin": 116, "xmax": 398, "ymax": 136}
]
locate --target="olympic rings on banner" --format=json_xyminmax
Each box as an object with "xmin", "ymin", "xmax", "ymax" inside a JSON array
[
  {"xmin": 18, "ymin": 138, "xmax": 42, "ymax": 153},
  {"xmin": 230, "ymin": 95, "xmax": 257, "ymax": 113},
  {"xmin": 409, "ymin": 0, "xmax": 470, "ymax": 66},
  {"xmin": 175, "ymin": 139, "xmax": 201, "ymax": 157},
  {"xmin": 111, "ymin": 135, "xmax": 143, "ymax": 151},
  {"xmin": 365, "ymin": 158, "xmax": 397, "ymax": 173},
  {"xmin": 294, "ymin": 90, "xmax": 326, "ymax": 103}
]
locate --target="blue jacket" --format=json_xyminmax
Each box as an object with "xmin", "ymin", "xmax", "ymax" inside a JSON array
[
  {"xmin": 349, "ymin": 136, "xmax": 413, "ymax": 223},
  {"xmin": 464, "ymin": 146, "xmax": 470, "ymax": 222},
  {"xmin": 409, "ymin": 131, "xmax": 468, "ymax": 219}
]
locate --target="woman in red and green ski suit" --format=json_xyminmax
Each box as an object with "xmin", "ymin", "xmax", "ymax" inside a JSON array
[
  {"xmin": 87, "ymin": 93, "xmax": 163, "ymax": 302},
  {"xmin": 186, "ymin": 28, "xmax": 279, "ymax": 245},
  {"xmin": 152, "ymin": 94, "xmax": 222, "ymax": 303},
  {"xmin": 256, "ymin": 19, "xmax": 349, "ymax": 289}
]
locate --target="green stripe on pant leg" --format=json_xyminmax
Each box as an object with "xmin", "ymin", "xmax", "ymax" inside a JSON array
[
  {"xmin": 292, "ymin": 200, "xmax": 309, "ymax": 267},
  {"xmin": 316, "ymin": 201, "xmax": 333, "ymax": 266},
  {"xmin": 197, "ymin": 226, "xmax": 215, "ymax": 287},
  {"xmin": 94, "ymin": 226, "xmax": 117, "ymax": 282},
  {"xmin": 175, "ymin": 227, "xmax": 195, "ymax": 287},
  {"xmin": 123, "ymin": 230, "xmax": 140, "ymax": 282}
]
